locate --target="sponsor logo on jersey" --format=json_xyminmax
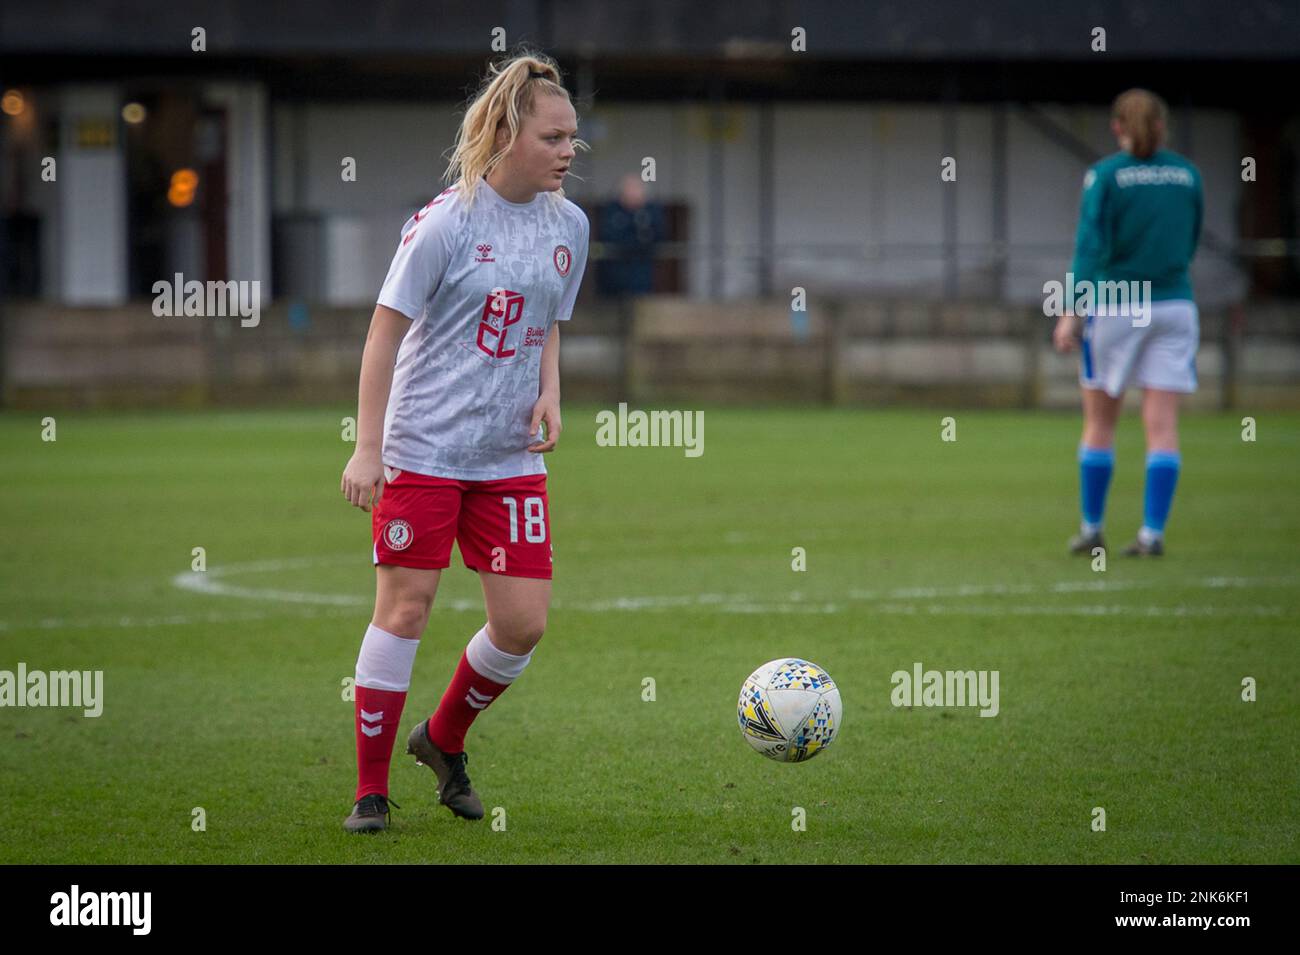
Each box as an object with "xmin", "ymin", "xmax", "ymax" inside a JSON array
[
  {"xmin": 1114, "ymin": 165, "xmax": 1194, "ymax": 188},
  {"xmin": 554, "ymin": 245, "xmax": 572, "ymax": 277},
  {"xmin": 383, "ymin": 519, "xmax": 414, "ymax": 551},
  {"xmin": 475, "ymin": 243, "xmax": 495, "ymax": 263},
  {"xmin": 465, "ymin": 288, "xmax": 538, "ymax": 366}
]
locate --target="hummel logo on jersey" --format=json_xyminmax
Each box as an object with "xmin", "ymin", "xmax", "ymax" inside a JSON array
[
  {"xmin": 465, "ymin": 687, "xmax": 493, "ymax": 710},
  {"xmin": 474, "ymin": 243, "xmax": 495, "ymax": 263},
  {"xmin": 360, "ymin": 709, "xmax": 384, "ymax": 737}
]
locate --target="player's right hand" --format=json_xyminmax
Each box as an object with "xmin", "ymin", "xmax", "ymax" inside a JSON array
[
  {"xmin": 341, "ymin": 451, "xmax": 386, "ymax": 513},
  {"xmin": 1052, "ymin": 313, "xmax": 1081, "ymax": 353}
]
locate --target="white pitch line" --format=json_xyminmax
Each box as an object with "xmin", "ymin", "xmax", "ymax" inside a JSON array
[
  {"xmin": 0, "ymin": 604, "xmax": 362, "ymax": 633},
  {"xmin": 0, "ymin": 559, "xmax": 1293, "ymax": 633},
  {"xmin": 168, "ymin": 554, "xmax": 1300, "ymax": 612},
  {"xmin": 871, "ymin": 603, "xmax": 1284, "ymax": 618},
  {"xmin": 2, "ymin": 599, "xmax": 1284, "ymax": 633},
  {"xmin": 157, "ymin": 559, "xmax": 1300, "ymax": 626},
  {"xmin": 172, "ymin": 555, "xmax": 370, "ymax": 606},
  {"xmin": 176, "ymin": 559, "xmax": 1299, "ymax": 614}
]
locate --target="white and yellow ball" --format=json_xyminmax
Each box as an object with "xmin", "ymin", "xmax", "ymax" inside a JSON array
[{"xmin": 737, "ymin": 658, "xmax": 842, "ymax": 762}]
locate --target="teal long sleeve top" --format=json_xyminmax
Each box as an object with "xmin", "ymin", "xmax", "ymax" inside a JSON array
[{"xmin": 1070, "ymin": 148, "xmax": 1203, "ymax": 302}]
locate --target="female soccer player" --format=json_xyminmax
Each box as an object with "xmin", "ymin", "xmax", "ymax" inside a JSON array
[
  {"xmin": 1053, "ymin": 88, "xmax": 1203, "ymax": 558},
  {"xmin": 338, "ymin": 52, "xmax": 589, "ymax": 831}
]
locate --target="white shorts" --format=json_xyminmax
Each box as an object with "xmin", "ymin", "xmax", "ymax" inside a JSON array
[{"xmin": 1079, "ymin": 299, "xmax": 1199, "ymax": 398}]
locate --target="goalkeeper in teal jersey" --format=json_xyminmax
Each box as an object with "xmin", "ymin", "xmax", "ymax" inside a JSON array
[{"xmin": 1052, "ymin": 89, "xmax": 1203, "ymax": 557}]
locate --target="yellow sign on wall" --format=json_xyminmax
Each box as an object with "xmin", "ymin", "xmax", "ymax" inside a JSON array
[
  {"xmin": 75, "ymin": 118, "xmax": 115, "ymax": 149},
  {"xmin": 690, "ymin": 108, "xmax": 745, "ymax": 143}
]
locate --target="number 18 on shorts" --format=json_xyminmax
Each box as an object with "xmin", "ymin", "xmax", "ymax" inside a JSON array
[{"xmin": 371, "ymin": 470, "xmax": 553, "ymax": 579}]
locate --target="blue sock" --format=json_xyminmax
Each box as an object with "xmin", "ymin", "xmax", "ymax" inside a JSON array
[
  {"xmin": 1078, "ymin": 444, "xmax": 1115, "ymax": 531},
  {"xmin": 1142, "ymin": 450, "xmax": 1181, "ymax": 538}
]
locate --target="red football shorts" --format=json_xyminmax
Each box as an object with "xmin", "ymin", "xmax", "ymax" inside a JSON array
[{"xmin": 371, "ymin": 469, "xmax": 552, "ymax": 579}]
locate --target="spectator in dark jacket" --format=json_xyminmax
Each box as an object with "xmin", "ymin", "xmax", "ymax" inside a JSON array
[{"xmin": 597, "ymin": 174, "xmax": 665, "ymax": 297}]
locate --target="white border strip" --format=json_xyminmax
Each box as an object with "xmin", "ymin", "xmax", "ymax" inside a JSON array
[{"xmin": 0, "ymin": 555, "xmax": 1289, "ymax": 633}]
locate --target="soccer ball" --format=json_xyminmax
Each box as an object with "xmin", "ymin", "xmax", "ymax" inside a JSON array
[{"xmin": 737, "ymin": 658, "xmax": 842, "ymax": 762}]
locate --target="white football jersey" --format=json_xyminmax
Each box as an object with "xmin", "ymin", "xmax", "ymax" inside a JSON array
[{"xmin": 375, "ymin": 178, "xmax": 589, "ymax": 480}]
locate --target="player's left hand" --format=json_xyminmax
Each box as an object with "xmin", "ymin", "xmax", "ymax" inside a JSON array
[
  {"xmin": 1053, "ymin": 313, "xmax": 1081, "ymax": 353},
  {"xmin": 528, "ymin": 393, "xmax": 562, "ymax": 453}
]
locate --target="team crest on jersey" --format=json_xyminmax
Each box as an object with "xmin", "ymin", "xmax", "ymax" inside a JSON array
[
  {"xmin": 553, "ymin": 245, "xmax": 571, "ymax": 277},
  {"xmin": 383, "ymin": 519, "xmax": 414, "ymax": 551}
]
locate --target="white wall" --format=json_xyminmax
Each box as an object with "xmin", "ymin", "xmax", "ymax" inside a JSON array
[
  {"xmin": 271, "ymin": 99, "xmax": 1249, "ymax": 307},
  {"xmin": 206, "ymin": 82, "xmax": 272, "ymax": 296},
  {"xmin": 55, "ymin": 85, "xmax": 128, "ymax": 305}
]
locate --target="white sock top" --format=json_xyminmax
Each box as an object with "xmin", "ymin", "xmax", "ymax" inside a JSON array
[
  {"xmin": 355, "ymin": 622, "xmax": 420, "ymax": 691},
  {"xmin": 466, "ymin": 623, "xmax": 534, "ymax": 685}
]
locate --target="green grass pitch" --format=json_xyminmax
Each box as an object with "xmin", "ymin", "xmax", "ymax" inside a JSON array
[{"xmin": 1, "ymin": 405, "xmax": 1296, "ymax": 863}]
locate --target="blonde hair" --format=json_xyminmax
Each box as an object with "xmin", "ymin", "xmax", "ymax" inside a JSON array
[
  {"xmin": 1111, "ymin": 88, "xmax": 1168, "ymax": 160},
  {"xmin": 443, "ymin": 51, "xmax": 588, "ymax": 206}
]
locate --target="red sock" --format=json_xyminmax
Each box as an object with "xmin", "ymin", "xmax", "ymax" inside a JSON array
[
  {"xmin": 354, "ymin": 685, "xmax": 408, "ymax": 801},
  {"xmin": 426, "ymin": 650, "xmax": 511, "ymax": 753}
]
